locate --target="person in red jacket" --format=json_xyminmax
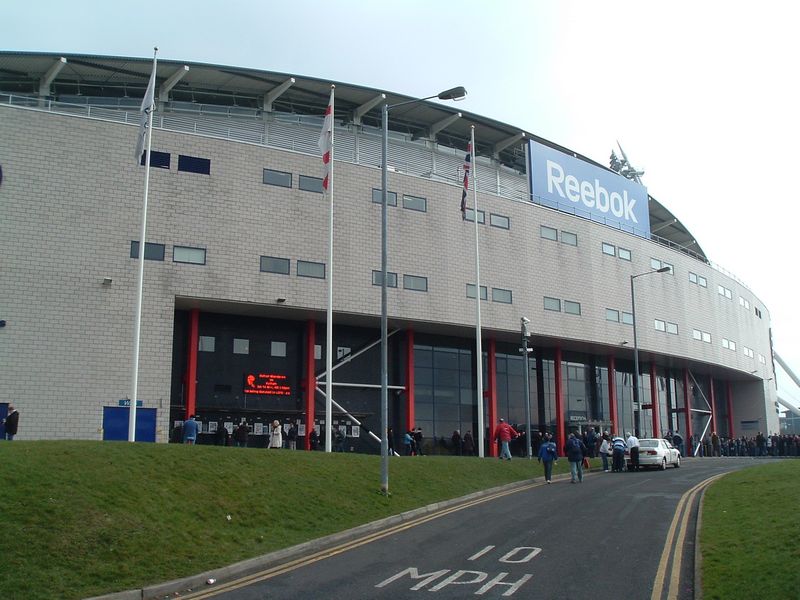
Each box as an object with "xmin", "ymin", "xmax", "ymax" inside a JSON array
[{"xmin": 495, "ymin": 418, "xmax": 519, "ymax": 460}]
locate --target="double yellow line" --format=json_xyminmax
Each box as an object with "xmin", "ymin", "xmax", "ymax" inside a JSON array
[
  {"xmin": 650, "ymin": 473, "xmax": 725, "ymax": 600},
  {"xmin": 182, "ymin": 481, "xmax": 544, "ymax": 599}
]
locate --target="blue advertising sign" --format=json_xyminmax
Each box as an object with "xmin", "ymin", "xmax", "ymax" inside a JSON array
[
  {"xmin": 118, "ymin": 399, "xmax": 143, "ymax": 407},
  {"xmin": 528, "ymin": 140, "xmax": 650, "ymax": 237}
]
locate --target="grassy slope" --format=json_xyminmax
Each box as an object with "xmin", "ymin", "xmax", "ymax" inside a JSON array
[
  {"xmin": 700, "ymin": 460, "xmax": 800, "ymax": 599},
  {"xmin": 0, "ymin": 441, "xmax": 559, "ymax": 600}
]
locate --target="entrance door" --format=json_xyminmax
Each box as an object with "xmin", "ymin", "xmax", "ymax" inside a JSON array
[{"xmin": 103, "ymin": 407, "xmax": 157, "ymax": 442}]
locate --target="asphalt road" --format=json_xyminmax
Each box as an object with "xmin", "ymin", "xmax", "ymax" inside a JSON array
[{"xmin": 189, "ymin": 457, "xmax": 759, "ymax": 600}]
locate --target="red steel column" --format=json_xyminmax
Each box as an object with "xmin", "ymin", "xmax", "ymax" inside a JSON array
[
  {"xmin": 487, "ymin": 338, "xmax": 498, "ymax": 458},
  {"xmin": 684, "ymin": 368, "xmax": 693, "ymax": 456},
  {"xmin": 555, "ymin": 347, "xmax": 565, "ymax": 457},
  {"xmin": 709, "ymin": 375, "xmax": 717, "ymax": 435},
  {"xmin": 185, "ymin": 308, "xmax": 199, "ymax": 419},
  {"xmin": 405, "ymin": 329, "xmax": 415, "ymax": 432},
  {"xmin": 608, "ymin": 355, "xmax": 618, "ymax": 434},
  {"xmin": 650, "ymin": 362, "xmax": 660, "ymax": 438},
  {"xmin": 304, "ymin": 320, "xmax": 316, "ymax": 450},
  {"xmin": 726, "ymin": 381, "xmax": 734, "ymax": 438}
]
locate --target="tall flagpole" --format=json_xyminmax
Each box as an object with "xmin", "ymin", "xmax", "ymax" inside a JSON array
[
  {"xmin": 129, "ymin": 47, "xmax": 158, "ymax": 442},
  {"xmin": 471, "ymin": 125, "xmax": 485, "ymax": 457},
  {"xmin": 325, "ymin": 85, "xmax": 335, "ymax": 453}
]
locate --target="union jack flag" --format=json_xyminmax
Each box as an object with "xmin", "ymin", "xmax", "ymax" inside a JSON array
[{"xmin": 460, "ymin": 142, "xmax": 472, "ymax": 218}]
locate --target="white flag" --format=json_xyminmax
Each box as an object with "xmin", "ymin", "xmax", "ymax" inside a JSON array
[
  {"xmin": 318, "ymin": 88, "xmax": 334, "ymax": 190},
  {"xmin": 135, "ymin": 64, "xmax": 157, "ymax": 163}
]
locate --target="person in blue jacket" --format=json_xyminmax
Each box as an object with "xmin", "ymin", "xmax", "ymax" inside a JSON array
[
  {"xmin": 564, "ymin": 433, "xmax": 588, "ymax": 483},
  {"xmin": 537, "ymin": 433, "xmax": 558, "ymax": 483},
  {"xmin": 182, "ymin": 414, "xmax": 200, "ymax": 445}
]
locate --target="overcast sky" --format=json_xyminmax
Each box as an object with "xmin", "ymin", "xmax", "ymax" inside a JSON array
[{"xmin": 4, "ymin": 0, "xmax": 799, "ymax": 408}]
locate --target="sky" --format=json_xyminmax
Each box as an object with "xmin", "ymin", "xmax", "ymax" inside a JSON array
[{"xmin": 3, "ymin": 0, "xmax": 799, "ymax": 409}]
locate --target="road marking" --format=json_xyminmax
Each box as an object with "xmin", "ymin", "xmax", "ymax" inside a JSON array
[
  {"xmin": 181, "ymin": 481, "xmax": 545, "ymax": 599},
  {"xmin": 650, "ymin": 473, "xmax": 725, "ymax": 600}
]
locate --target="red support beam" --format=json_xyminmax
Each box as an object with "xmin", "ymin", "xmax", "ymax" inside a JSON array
[
  {"xmin": 405, "ymin": 329, "xmax": 415, "ymax": 432},
  {"xmin": 185, "ymin": 308, "xmax": 199, "ymax": 419},
  {"xmin": 304, "ymin": 320, "xmax": 316, "ymax": 450},
  {"xmin": 555, "ymin": 347, "xmax": 565, "ymax": 457},
  {"xmin": 608, "ymin": 355, "xmax": 618, "ymax": 435},
  {"xmin": 487, "ymin": 338, "xmax": 498, "ymax": 457},
  {"xmin": 709, "ymin": 375, "xmax": 717, "ymax": 435},
  {"xmin": 650, "ymin": 362, "xmax": 660, "ymax": 438},
  {"xmin": 684, "ymin": 368, "xmax": 693, "ymax": 456},
  {"xmin": 726, "ymin": 381, "xmax": 734, "ymax": 438}
]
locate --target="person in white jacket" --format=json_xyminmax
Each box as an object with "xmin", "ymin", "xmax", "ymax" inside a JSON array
[
  {"xmin": 269, "ymin": 420, "xmax": 283, "ymax": 449},
  {"xmin": 599, "ymin": 433, "xmax": 612, "ymax": 472}
]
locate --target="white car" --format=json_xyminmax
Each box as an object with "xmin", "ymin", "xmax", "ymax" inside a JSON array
[{"xmin": 629, "ymin": 438, "xmax": 681, "ymax": 470}]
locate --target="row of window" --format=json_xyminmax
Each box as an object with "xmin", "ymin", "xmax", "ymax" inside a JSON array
[
  {"xmin": 739, "ymin": 296, "xmax": 751, "ymax": 310},
  {"xmin": 654, "ymin": 319, "xmax": 679, "ymax": 335},
  {"xmin": 199, "ymin": 335, "xmax": 287, "ymax": 357},
  {"xmin": 718, "ymin": 284, "xmax": 733, "ymax": 300},
  {"xmin": 601, "ymin": 242, "xmax": 632, "ymax": 261},
  {"xmin": 141, "ymin": 150, "xmax": 211, "ymax": 175},
  {"xmin": 605, "ymin": 308, "xmax": 634, "ymax": 325},
  {"xmin": 463, "ymin": 208, "xmax": 511, "ymax": 229},
  {"xmin": 260, "ymin": 256, "xmax": 326, "ymax": 279},
  {"xmin": 544, "ymin": 296, "xmax": 582, "ymax": 315},
  {"xmin": 650, "ymin": 257, "xmax": 675, "ymax": 274},
  {"xmin": 465, "ymin": 284, "xmax": 513, "ymax": 304},
  {"xmin": 131, "ymin": 241, "xmax": 206, "ymax": 264},
  {"xmin": 540, "ymin": 225, "xmax": 577, "ymax": 246},
  {"xmin": 721, "ymin": 338, "xmax": 737, "ymax": 351},
  {"xmin": 688, "ymin": 271, "xmax": 708, "ymax": 287},
  {"xmin": 263, "ymin": 168, "xmax": 325, "ymax": 193},
  {"xmin": 369, "ymin": 270, "xmax": 428, "ymax": 292}
]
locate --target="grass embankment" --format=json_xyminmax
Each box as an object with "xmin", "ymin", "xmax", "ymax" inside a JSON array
[
  {"xmin": 0, "ymin": 441, "xmax": 564, "ymax": 599},
  {"xmin": 701, "ymin": 460, "xmax": 800, "ymax": 599}
]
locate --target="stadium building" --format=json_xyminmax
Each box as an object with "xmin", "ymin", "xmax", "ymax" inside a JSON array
[{"xmin": 0, "ymin": 52, "xmax": 779, "ymax": 454}]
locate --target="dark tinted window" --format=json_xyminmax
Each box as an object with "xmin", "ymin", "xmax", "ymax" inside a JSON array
[{"xmin": 177, "ymin": 155, "xmax": 211, "ymax": 175}]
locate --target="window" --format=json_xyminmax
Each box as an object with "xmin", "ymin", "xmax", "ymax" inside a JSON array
[
  {"xmin": 464, "ymin": 208, "xmax": 485, "ymax": 223},
  {"xmin": 718, "ymin": 285, "xmax": 733, "ymax": 299},
  {"xmin": 490, "ymin": 214, "xmax": 510, "ymax": 229},
  {"xmin": 666, "ymin": 322, "xmax": 678, "ymax": 335},
  {"xmin": 602, "ymin": 242, "xmax": 616, "ymax": 256},
  {"xmin": 233, "ymin": 338, "xmax": 249, "ymax": 355},
  {"xmin": 759, "ymin": 354, "xmax": 767, "ymax": 364},
  {"xmin": 199, "ymin": 336, "xmax": 215, "ymax": 352},
  {"xmin": 173, "ymin": 246, "xmax": 206, "ymax": 265},
  {"xmin": 621, "ymin": 312, "xmax": 634, "ymax": 325},
  {"xmin": 314, "ymin": 344, "xmax": 322, "ymax": 360},
  {"xmin": 702, "ymin": 332, "xmax": 711, "ymax": 343},
  {"xmin": 263, "ymin": 169, "xmax": 292, "ymax": 188},
  {"xmin": 541, "ymin": 225, "xmax": 558, "ymax": 241},
  {"xmin": 260, "ymin": 256, "xmax": 290, "ymax": 275},
  {"xmin": 729, "ymin": 340, "xmax": 736, "ymax": 351},
  {"xmin": 544, "ymin": 297, "xmax": 561, "ymax": 312},
  {"xmin": 466, "ymin": 284, "xmax": 488, "ymax": 300},
  {"xmin": 651, "ymin": 258, "xmax": 663, "ymax": 270},
  {"xmin": 402, "ymin": 194, "xmax": 427, "ymax": 212},
  {"xmin": 689, "ymin": 272, "xmax": 698, "ymax": 284},
  {"xmin": 299, "ymin": 175, "xmax": 324, "ymax": 193},
  {"xmin": 178, "ymin": 154, "xmax": 210, "ymax": 175},
  {"xmin": 743, "ymin": 347, "xmax": 754, "ymax": 358},
  {"xmin": 271, "ymin": 341, "xmax": 287, "ymax": 357},
  {"xmin": 560, "ymin": 231, "xmax": 577, "ymax": 246},
  {"xmin": 140, "ymin": 150, "xmax": 170, "ymax": 169},
  {"xmin": 372, "ymin": 188, "xmax": 398, "ymax": 206},
  {"xmin": 618, "ymin": 247, "xmax": 631, "ymax": 261},
  {"xmin": 606, "ymin": 308, "xmax": 620, "ymax": 322},
  {"xmin": 693, "ymin": 329, "xmax": 702, "ymax": 340},
  {"xmin": 403, "ymin": 274, "xmax": 428, "ymax": 292},
  {"xmin": 372, "ymin": 270, "xmax": 398, "ymax": 287},
  {"xmin": 662, "ymin": 262, "xmax": 674, "ymax": 274},
  {"xmin": 337, "ymin": 347, "xmax": 351, "ymax": 360},
  {"xmin": 564, "ymin": 300, "xmax": 581, "ymax": 315},
  {"xmin": 492, "ymin": 288, "xmax": 513, "ymax": 304},
  {"xmin": 130, "ymin": 241, "xmax": 165, "ymax": 261},
  {"xmin": 722, "ymin": 338, "xmax": 730, "ymax": 349},
  {"xmin": 739, "ymin": 297, "xmax": 751, "ymax": 309},
  {"xmin": 654, "ymin": 319, "xmax": 666, "ymax": 332},
  {"xmin": 297, "ymin": 260, "xmax": 325, "ymax": 279},
  {"xmin": 698, "ymin": 275, "xmax": 707, "ymax": 287}
]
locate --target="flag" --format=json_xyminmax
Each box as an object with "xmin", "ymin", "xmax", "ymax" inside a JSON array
[
  {"xmin": 318, "ymin": 88, "xmax": 334, "ymax": 190},
  {"xmin": 135, "ymin": 64, "xmax": 157, "ymax": 164},
  {"xmin": 460, "ymin": 142, "xmax": 472, "ymax": 217}
]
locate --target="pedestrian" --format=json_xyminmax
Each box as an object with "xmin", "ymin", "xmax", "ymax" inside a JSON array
[
  {"xmin": 287, "ymin": 423, "xmax": 298, "ymax": 450},
  {"xmin": 599, "ymin": 433, "xmax": 612, "ymax": 472},
  {"xmin": 451, "ymin": 430, "xmax": 462, "ymax": 455},
  {"xmin": 387, "ymin": 427, "xmax": 395, "ymax": 456},
  {"xmin": 413, "ymin": 427, "xmax": 424, "ymax": 456},
  {"xmin": 216, "ymin": 421, "xmax": 229, "ymax": 446},
  {"xmin": 183, "ymin": 414, "xmax": 200, "ymax": 445},
  {"xmin": 626, "ymin": 431, "xmax": 640, "ymax": 471},
  {"xmin": 234, "ymin": 421, "xmax": 249, "ymax": 448},
  {"xmin": 309, "ymin": 427, "xmax": 319, "ymax": 451},
  {"xmin": 495, "ymin": 418, "xmax": 519, "ymax": 460},
  {"xmin": 711, "ymin": 431, "xmax": 720, "ymax": 457},
  {"xmin": 335, "ymin": 426, "xmax": 347, "ymax": 452},
  {"xmin": 463, "ymin": 430, "xmax": 475, "ymax": 455},
  {"xmin": 404, "ymin": 430, "xmax": 414, "ymax": 456},
  {"xmin": 611, "ymin": 433, "xmax": 627, "ymax": 472},
  {"xmin": 2, "ymin": 405, "xmax": 19, "ymax": 441},
  {"xmin": 537, "ymin": 433, "xmax": 558, "ymax": 483},
  {"xmin": 565, "ymin": 433, "xmax": 587, "ymax": 483},
  {"xmin": 268, "ymin": 420, "xmax": 283, "ymax": 449},
  {"xmin": 586, "ymin": 427, "xmax": 597, "ymax": 458}
]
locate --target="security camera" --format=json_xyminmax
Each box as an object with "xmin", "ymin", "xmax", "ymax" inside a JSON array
[{"xmin": 521, "ymin": 317, "xmax": 530, "ymax": 324}]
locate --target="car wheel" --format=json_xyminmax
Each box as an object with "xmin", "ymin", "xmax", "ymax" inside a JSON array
[
  {"xmin": 660, "ymin": 458, "xmax": 667, "ymax": 470},
  {"xmin": 674, "ymin": 455, "xmax": 681, "ymax": 468}
]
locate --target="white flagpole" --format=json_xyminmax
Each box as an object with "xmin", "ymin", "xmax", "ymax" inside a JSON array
[
  {"xmin": 325, "ymin": 85, "xmax": 335, "ymax": 453},
  {"xmin": 471, "ymin": 125, "xmax": 485, "ymax": 457},
  {"xmin": 129, "ymin": 47, "xmax": 158, "ymax": 442}
]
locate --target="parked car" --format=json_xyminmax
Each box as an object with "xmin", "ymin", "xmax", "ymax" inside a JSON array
[{"xmin": 628, "ymin": 438, "xmax": 681, "ymax": 470}]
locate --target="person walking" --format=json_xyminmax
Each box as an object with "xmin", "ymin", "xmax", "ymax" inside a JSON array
[
  {"xmin": 626, "ymin": 431, "xmax": 640, "ymax": 471},
  {"xmin": 403, "ymin": 430, "xmax": 414, "ymax": 456},
  {"xmin": 286, "ymin": 423, "xmax": 298, "ymax": 450},
  {"xmin": 233, "ymin": 422, "xmax": 249, "ymax": 448},
  {"xmin": 2, "ymin": 405, "xmax": 19, "ymax": 441},
  {"xmin": 495, "ymin": 418, "xmax": 519, "ymax": 460},
  {"xmin": 565, "ymin": 433, "xmax": 587, "ymax": 483},
  {"xmin": 268, "ymin": 420, "xmax": 283, "ymax": 449},
  {"xmin": 183, "ymin": 414, "xmax": 200, "ymax": 445},
  {"xmin": 537, "ymin": 433, "xmax": 558, "ymax": 483},
  {"xmin": 599, "ymin": 433, "xmax": 612, "ymax": 472}
]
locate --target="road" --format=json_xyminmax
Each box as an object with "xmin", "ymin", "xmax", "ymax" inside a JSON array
[{"xmin": 183, "ymin": 457, "xmax": 757, "ymax": 600}]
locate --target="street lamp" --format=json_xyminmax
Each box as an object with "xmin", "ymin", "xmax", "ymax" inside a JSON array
[
  {"xmin": 380, "ymin": 85, "xmax": 467, "ymax": 495},
  {"xmin": 520, "ymin": 317, "xmax": 533, "ymax": 458},
  {"xmin": 630, "ymin": 266, "xmax": 671, "ymax": 435}
]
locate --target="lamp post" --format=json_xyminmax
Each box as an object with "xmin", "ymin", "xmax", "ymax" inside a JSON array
[
  {"xmin": 520, "ymin": 317, "xmax": 533, "ymax": 458},
  {"xmin": 630, "ymin": 266, "xmax": 671, "ymax": 436},
  {"xmin": 380, "ymin": 86, "xmax": 466, "ymax": 495}
]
